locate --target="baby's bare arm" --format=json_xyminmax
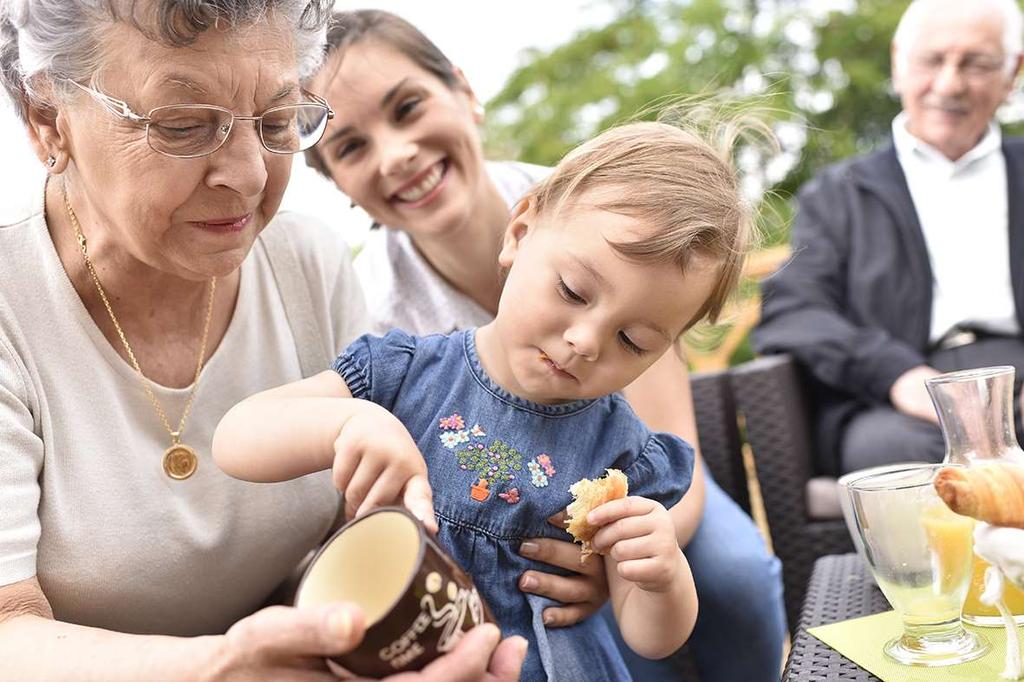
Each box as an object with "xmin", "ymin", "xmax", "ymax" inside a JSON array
[
  {"xmin": 212, "ymin": 370, "xmax": 435, "ymax": 527},
  {"xmin": 590, "ymin": 497, "xmax": 698, "ymax": 658},
  {"xmin": 213, "ymin": 370, "xmax": 358, "ymax": 481}
]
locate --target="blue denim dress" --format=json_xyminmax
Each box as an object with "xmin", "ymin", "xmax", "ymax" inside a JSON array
[{"xmin": 334, "ymin": 330, "xmax": 694, "ymax": 681}]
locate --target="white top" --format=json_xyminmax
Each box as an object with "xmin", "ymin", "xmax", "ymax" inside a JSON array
[
  {"xmin": 892, "ymin": 113, "xmax": 1019, "ymax": 343},
  {"xmin": 354, "ymin": 160, "xmax": 549, "ymax": 335},
  {"xmin": 0, "ymin": 183, "xmax": 368, "ymax": 635}
]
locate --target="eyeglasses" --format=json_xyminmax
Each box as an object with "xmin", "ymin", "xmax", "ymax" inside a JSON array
[
  {"xmin": 906, "ymin": 52, "xmax": 1014, "ymax": 80},
  {"xmin": 67, "ymin": 80, "xmax": 334, "ymax": 158}
]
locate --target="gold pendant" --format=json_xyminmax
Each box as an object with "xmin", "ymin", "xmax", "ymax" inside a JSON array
[{"xmin": 163, "ymin": 444, "xmax": 198, "ymax": 480}]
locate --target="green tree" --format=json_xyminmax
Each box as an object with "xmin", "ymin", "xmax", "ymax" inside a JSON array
[
  {"xmin": 486, "ymin": 0, "xmax": 787, "ymax": 167},
  {"xmin": 485, "ymin": 0, "xmax": 1024, "ymax": 196},
  {"xmin": 483, "ymin": 0, "xmax": 803, "ymax": 248}
]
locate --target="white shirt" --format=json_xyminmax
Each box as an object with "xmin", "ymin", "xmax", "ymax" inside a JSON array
[
  {"xmin": 354, "ymin": 161, "xmax": 550, "ymax": 335},
  {"xmin": 0, "ymin": 185, "xmax": 368, "ymax": 635},
  {"xmin": 892, "ymin": 113, "xmax": 1019, "ymax": 343}
]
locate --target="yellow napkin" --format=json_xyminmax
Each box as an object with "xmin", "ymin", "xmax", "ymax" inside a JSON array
[{"xmin": 808, "ymin": 610, "xmax": 1022, "ymax": 681}]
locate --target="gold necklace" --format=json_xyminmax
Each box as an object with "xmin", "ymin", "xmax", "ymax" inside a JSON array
[{"xmin": 62, "ymin": 182, "xmax": 217, "ymax": 480}]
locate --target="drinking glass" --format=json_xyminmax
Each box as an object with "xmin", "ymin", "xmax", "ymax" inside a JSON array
[
  {"xmin": 848, "ymin": 463, "xmax": 989, "ymax": 666},
  {"xmin": 838, "ymin": 462, "xmax": 918, "ymax": 562}
]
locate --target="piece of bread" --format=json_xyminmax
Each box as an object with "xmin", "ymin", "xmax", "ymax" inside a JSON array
[
  {"xmin": 566, "ymin": 469, "xmax": 629, "ymax": 560},
  {"xmin": 934, "ymin": 462, "xmax": 1024, "ymax": 529}
]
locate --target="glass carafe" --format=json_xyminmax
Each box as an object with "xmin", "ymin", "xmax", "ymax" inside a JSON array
[{"xmin": 926, "ymin": 365, "xmax": 1024, "ymax": 626}]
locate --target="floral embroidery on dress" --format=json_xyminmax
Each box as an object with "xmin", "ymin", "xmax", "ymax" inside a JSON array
[
  {"xmin": 455, "ymin": 439, "xmax": 523, "ymax": 501},
  {"xmin": 439, "ymin": 413, "xmax": 465, "ymax": 431},
  {"xmin": 498, "ymin": 488, "xmax": 520, "ymax": 504},
  {"xmin": 527, "ymin": 461, "xmax": 548, "ymax": 487},
  {"xmin": 441, "ymin": 414, "xmax": 558, "ymax": 502},
  {"xmin": 440, "ymin": 431, "xmax": 467, "ymax": 449},
  {"xmin": 536, "ymin": 454, "xmax": 556, "ymax": 477},
  {"xmin": 527, "ymin": 454, "xmax": 556, "ymax": 488}
]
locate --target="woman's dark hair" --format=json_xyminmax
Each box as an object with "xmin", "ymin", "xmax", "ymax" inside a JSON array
[{"xmin": 303, "ymin": 9, "xmax": 460, "ymax": 177}]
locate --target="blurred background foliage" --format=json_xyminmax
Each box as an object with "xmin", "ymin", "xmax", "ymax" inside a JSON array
[{"xmin": 481, "ymin": 0, "xmax": 1024, "ymax": 367}]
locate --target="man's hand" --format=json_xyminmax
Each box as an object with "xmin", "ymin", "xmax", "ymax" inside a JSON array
[{"xmin": 890, "ymin": 365, "xmax": 942, "ymax": 424}]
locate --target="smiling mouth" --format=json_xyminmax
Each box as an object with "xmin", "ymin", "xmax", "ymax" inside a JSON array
[{"xmin": 393, "ymin": 160, "xmax": 448, "ymax": 204}]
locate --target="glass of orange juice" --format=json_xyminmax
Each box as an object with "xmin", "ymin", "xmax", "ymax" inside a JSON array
[{"xmin": 848, "ymin": 463, "xmax": 988, "ymax": 666}]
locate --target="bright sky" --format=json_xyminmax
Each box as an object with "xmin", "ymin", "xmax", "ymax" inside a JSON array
[
  {"xmin": 0, "ymin": 1, "xmax": 611, "ymax": 240},
  {"xmin": 339, "ymin": 1, "xmax": 615, "ymax": 102}
]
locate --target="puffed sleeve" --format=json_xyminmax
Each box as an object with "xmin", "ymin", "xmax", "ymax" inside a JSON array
[
  {"xmin": 0, "ymin": 333, "xmax": 44, "ymax": 586},
  {"xmin": 620, "ymin": 433, "xmax": 695, "ymax": 512},
  {"xmin": 331, "ymin": 329, "xmax": 418, "ymax": 411}
]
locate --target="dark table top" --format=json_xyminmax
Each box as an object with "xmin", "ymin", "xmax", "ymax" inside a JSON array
[{"xmin": 782, "ymin": 553, "xmax": 889, "ymax": 681}]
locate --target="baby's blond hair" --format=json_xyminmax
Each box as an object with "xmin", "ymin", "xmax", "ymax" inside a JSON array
[{"xmin": 526, "ymin": 118, "xmax": 755, "ymax": 330}]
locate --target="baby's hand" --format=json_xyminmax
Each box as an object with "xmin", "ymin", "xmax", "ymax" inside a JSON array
[
  {"xmin": 331, "ymin": 402, "xmax": 436, "ymax": 532},
  {"xmin": 587, "ymin": 496, "xmax": 685, "ymax": 593}
]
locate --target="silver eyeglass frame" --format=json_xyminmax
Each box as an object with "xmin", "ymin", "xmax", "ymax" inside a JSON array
[{"xmin": 66, "ymin": 79, "xmax": 334, "ymax": 159}]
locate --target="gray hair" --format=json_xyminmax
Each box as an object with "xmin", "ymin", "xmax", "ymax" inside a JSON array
[
  {"xmin": 0, "ymin": 0, "xmax": 332, "ymax": 120},
  {"xmin": 893, "ymin": 0, "xmax": 1024, "ymax": 76}
]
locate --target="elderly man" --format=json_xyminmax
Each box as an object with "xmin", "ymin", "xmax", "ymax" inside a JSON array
[{"xmin": 755, "ymin": 0, "xmax": 1024, "ymax": 475}]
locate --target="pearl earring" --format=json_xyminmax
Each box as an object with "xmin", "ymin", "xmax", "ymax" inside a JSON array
[
  {"xmin": 46, "ymin": 155, "xmax": 56, "ymax": 168},
  {"xmin": 474, "ymin": 103, "xmax": 486, "ymax": 118}
]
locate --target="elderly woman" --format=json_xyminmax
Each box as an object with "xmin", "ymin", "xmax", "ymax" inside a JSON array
[
  {"xmin": 0, "ymin": 1, "xmax": 524, "ymax": 679},
  {"xmin": 304, "ymin": 9, "xmax": 787, "ymax": 680}
]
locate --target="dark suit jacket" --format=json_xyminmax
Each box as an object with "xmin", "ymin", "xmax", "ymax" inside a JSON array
[{"xmin": 754, "ymin": 139, "xmax": 1024, "ymax": 475}]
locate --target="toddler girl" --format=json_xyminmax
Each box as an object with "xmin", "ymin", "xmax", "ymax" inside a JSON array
[{"xmin": 214, "ymin": 120, "xmax": 753, "ymax": 681}]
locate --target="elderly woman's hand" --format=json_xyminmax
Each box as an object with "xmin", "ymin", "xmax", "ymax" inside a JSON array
[
  {"xmin": 206, "ymin": 603, "xmax": 525, "ymax": 681},
  {"xmin": 516, "ymin": 513, "xmax": 610, "ymax": 627}
]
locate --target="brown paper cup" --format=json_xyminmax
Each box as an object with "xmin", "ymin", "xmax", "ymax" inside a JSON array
[{"xmin": 294, "ymin": 507, "xmax": 494, "ymax": 677}]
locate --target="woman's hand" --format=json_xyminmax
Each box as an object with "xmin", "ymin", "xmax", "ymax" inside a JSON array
[
  {"xmin": 331, "ymin": 402, "xmax": 436, "ymax": 531},
  {"xmin": 516, "ymin": 513, "xmax": 609, "ymax": 627},
  {"xmin": 588, "ymin": 496, "xmax": 686, "ymax": 593},
  {"xmin": 209, "ymin": 603, "xmax": 525, "ymax": 682},
  {"xmin": 208, "ymin": 603, "xmax": 363, "ymax": 680}
]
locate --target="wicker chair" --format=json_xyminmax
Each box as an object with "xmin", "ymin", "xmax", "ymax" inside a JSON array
[
  {"xmin": 728, "ymin": 354, "xmax": 854, "ymax": 634},
  {"xmin": 690, "ymin": 367, "xmax": 750, "ymax": 514}
]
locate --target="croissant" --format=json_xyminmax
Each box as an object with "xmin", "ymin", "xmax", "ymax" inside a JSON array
[
  {"xmin": 934, "ymin": 463, "xmax": 1024, "ymax": 529},
  {"xmin": 566, "ymin": 469, "xmax": 629, "ymax": 560}
]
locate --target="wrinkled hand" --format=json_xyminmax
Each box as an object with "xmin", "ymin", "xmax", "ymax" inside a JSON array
[
  {"xmin": 207, "ymin": 603, "xmax": 364, "ymax": 681},
  {"xmin": 588, "ymin": 496, "xmax": 685, "ymax": 593},
  {"xmin": 890, "ymin": 365, "xmax": 941, "ymax": 424},
  {"xmin": 516, "ymin": 513, "xmax": 609, "ymax": 627},
  {"xmin": 332, "ymin": 402, "xmax": 436, "ymax": 532},
  {"xmin": 209, "ymin": 604, "xmax": 526, "ymax": 682}
]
